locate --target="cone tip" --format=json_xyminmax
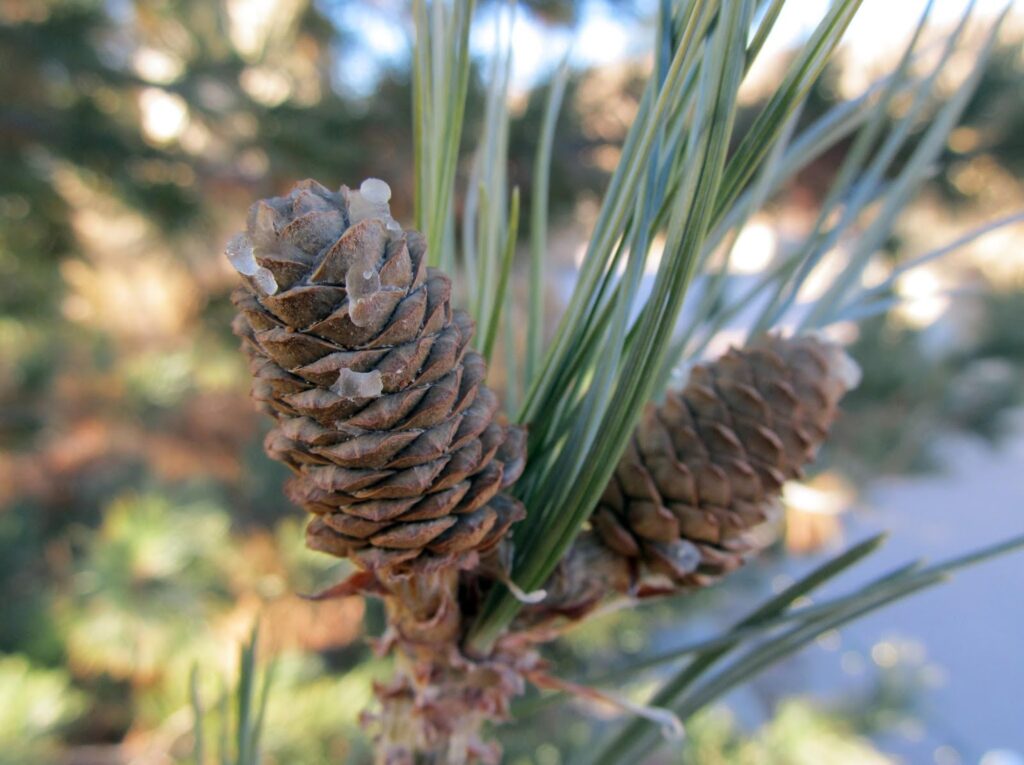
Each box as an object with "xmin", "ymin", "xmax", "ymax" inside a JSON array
[
  {"xmin": 827, "ymin": 343, "xmax": 862, "ymax": 392},
  {"xmin": 806, "ymin": 330, "xmax": 862, "ymax": 392}
]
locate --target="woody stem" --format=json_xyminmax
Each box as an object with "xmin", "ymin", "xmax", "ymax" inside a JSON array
[{"xmin": 373, "ymin": 566, "xmax": 479, "ymax": 765}]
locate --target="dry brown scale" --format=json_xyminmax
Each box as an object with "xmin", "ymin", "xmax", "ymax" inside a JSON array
[{"xmin": 227, "ymin": 179, "xmax": 526, "ymax": 576}]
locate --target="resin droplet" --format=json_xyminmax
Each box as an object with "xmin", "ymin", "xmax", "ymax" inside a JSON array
[
  {"xmin": 252, "ymin": 267, "xmax": 279, "ymax": 295},
  {"xmin": 347, "ymin": 265, "xmax": 381, "ymax": 304},
  {"xmin": 348, "ymin": 177, "xmax": 400, "ymax": 231},
  {"xmin": 345, "ymin": 247, "xmax": 384, "ymax": 327},
  {"xmin": 226, "ymin": 234, "xmax": 278, "ymax": 295},
  {"xmin": 226, "ymin": 233, "xmax": 257, "ymax": 275},
  {"xmin": 832, "ymin": 347, "xmax": 862, "ymax": 391},
  {"xmin": 360, "ymin": 178, "xmax": 391, "ymax": 205},
  {"xmin": 332, "ymin": 368, "xmax": 383, "ymax": 400},
  {"xmin": 808, "ymin": 331, "xmax": 863, "ymax": 392}
]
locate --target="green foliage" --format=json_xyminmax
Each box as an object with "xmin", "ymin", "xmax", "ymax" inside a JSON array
[
  {"xmin": 527, "ymin": 58, "xmax": 571, "ymax": 386},
  {"xmin": 0, "ymin": 654, "xmax": 85, "ymax": 765},
  {"xmin": 835, "ymin": 285, "xmax": 1024, "ymax": 478},
  {"xmin": 188, "ymin": 630, "xmax": 383, "ymax": 765},
  {"xmin": 412, "ymin": 0, "xmax": 476, "ymax": 271},
  {"xmin": 467, "ymin": 0, "xmax": 944, "ymax": 651},
  {"xmin": 60, "ymin": 491, "xmax": 236, "ymax": 680},
  {"xmin": 469, "ymin": 0, "xmax": 769, "ymax": 650},
  {"xmin": 0, "ymin": 502, "xmax": 62, "ymax": 663},
  {"xmin": 680, "ymin": 701, "xmax": 891, "ymax": 765},
  {"xmin": 190, "ymin": 628, "xmax": 273, "ymax": 765}
]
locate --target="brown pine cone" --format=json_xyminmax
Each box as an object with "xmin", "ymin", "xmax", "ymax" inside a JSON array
[
  {"xmin": 592, "ymin": 334, "xmax": 859, "ymax": 590},
  {"xmin": 227, "ymin": 179, "xmax": 525, "ymax": 572}
]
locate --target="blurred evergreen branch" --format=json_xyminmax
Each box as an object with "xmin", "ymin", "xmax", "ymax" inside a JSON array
[
  {"xmin": 676, "ymin": 699, "xmax": 893, "ymax": 765},
  {"xmin": 59, "ymin": 491, "xmax": 236, "ymax": 681},
  {"xmin": 586, "ymin": 531, "xmax": 1024, "ymax": 763},
  {"xmin": 186, "ymin": 633, "xmax": 382, "ymax": 765},
  {"xmin": 0, "ymin": 653, "xmax": 85, "ymax": 765},
  {"xmin": 190, "ymin": 626, "xmax": 275, "ymax": 765}
]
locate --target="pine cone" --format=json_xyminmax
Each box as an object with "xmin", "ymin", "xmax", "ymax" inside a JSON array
[
  {"xmin": 592, "ymin": 334, "xmax": 859, "ymax": 590},
  {"xmin": 227, "ymin": 179, "xmax": 525, "ymax": 572}
]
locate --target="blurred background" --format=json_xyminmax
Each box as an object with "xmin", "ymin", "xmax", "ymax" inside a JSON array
[{"xmin": 1, "ymin": 1, "xmax": 1022, "ymax": 763}]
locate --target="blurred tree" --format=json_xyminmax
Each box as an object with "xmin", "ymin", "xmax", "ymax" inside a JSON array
[
  {"xmin": 0, "ymin": 653, "xmax": 85, "ymax": 765},
  {"xmin": 185, "ymin": 649, "xmax": 382, "ymax": 765},
  {"xmin": 59, "ymin": 490, "xmax": 237, "ymax": 682},
  {"xmin": 0, "ymin": 0, "xmax": 415, "ymax": 331},
  {"xmin": 941, "ymin": 41, "xmax": 1024, "ymax": 196},
  {"xmin": 678, "ymin": 701, "xmax": 893, "ymax": 765}
]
